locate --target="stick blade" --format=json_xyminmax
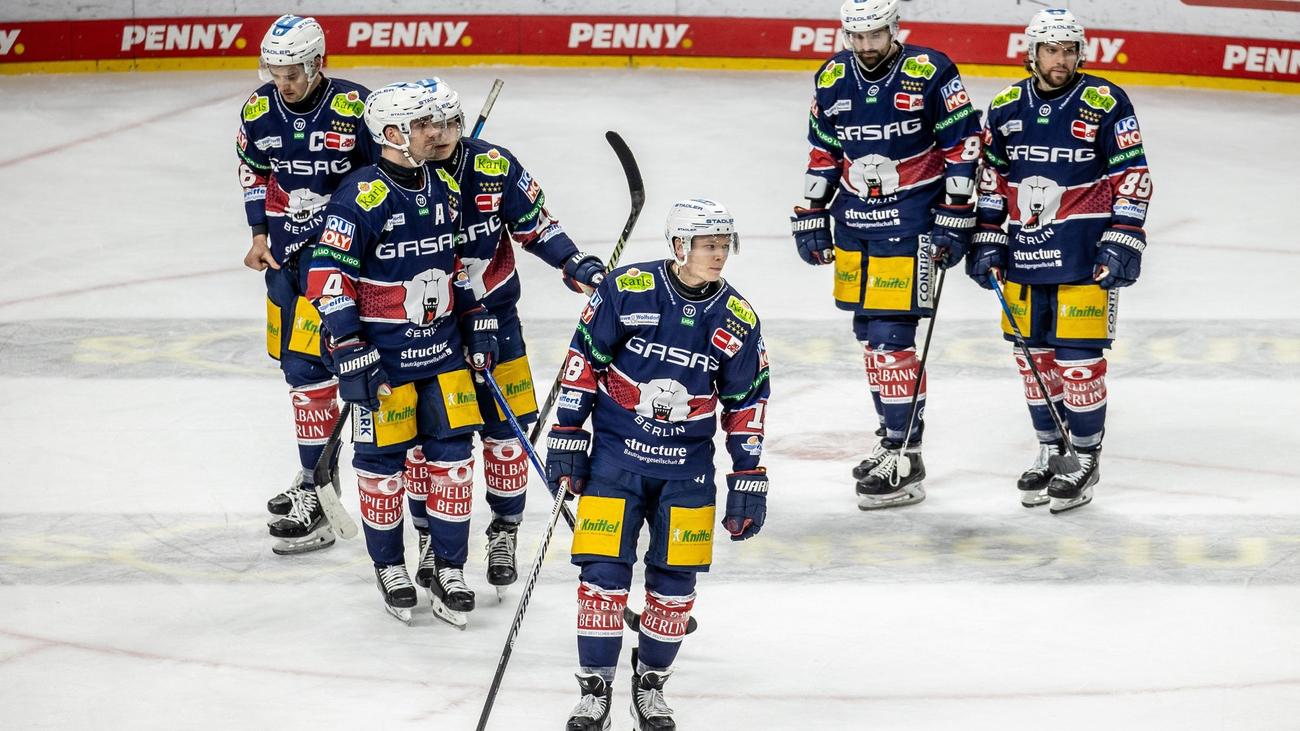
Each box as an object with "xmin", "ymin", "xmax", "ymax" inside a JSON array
[
  {"xmin": 1049, "ymin": 453, "xmax": 1082, "ymax": 474},
  {"xmin": 605, "ymin": 131, "xmax": 645, "ymax": 203}
]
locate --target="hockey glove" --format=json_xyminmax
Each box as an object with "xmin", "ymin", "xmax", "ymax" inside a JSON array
[
  {"xmin": 723, "ymin": 469, "xmax": 768, "ymax": 541},
  {"xmin": 790, "ymin": 207, "xmax": 834, "ymax": 265},
  {"xmin": 966, "ymin": 225, "xmax": 1009, "ymax": 290},
  {"xmin": 562, "ymin": 252, "xmax": 607, "ymax": 293},
  {"xmin": 929, "ymin": 204, "xmax": 976, "ymax": 269},
  {"xmin": 1094, "ymin": 226, "xmax": 1145, "ymax": 289},
  {"xmin": 545, "ymin": 426, "xmax": 591, "ymax": 499},
  {"xmin": 329, "ymin": 338, "xmax": 390, "ymax": 412},
  {"xmin": 463, "ymin": 310, "xmax": 499, "ymax": 372}
]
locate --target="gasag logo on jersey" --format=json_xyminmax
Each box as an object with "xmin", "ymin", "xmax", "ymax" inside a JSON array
[
  {"xmin": 243, "ymin": 94, "xmax": 269, "ymax": 122},
  {"xmin": 474, "ymin": 149, "xmax": 511, "ymax": 176},
  {"xmin": 991, "ymin": 85, "xmax": 1021, "ymax": 109},
  {"xmin": 475, "ymin": 193, "xmax": 502, "ymax": 212},
  {"xmin": 121, "ymin": 23, "xmax": 242, "ymax": 52},
  {"xmin": 902, "ymin": 55, "xmax": 936, "ymax": 80},
  {"xmin": 893, "ymin": 93, "xmax": 924, "ymax": 112},
  {"xmin": 1081, "ymin": 86, "xmax": 1117, "ymax": 113},
  {"xmin": 1071, "ymin": 120, "xmax": 1098, "ymax": 142},
  {"xmin": 616, "ymin": 269, "xmax": 655, "ymax": 293},
  {"xmin": 355, "ymin": 179, "xmax": 390, "ymax": 211},
  {"xmin": 619, "ymin": 313, "xmax": 660, "ymax": 327},
  {"xmin": 836, "ymin": 118, "xmax": 923, "ymax": 142},
  {"xmin": 1114, "ymin": 115, "xmax": 1142, "ymax": 149},
  {"xmin": 346, "ymin": 21, "xmax": 469, "ymax": 49},
  {"xmin": 817, "ymin": 61, "xmax": 846, "ymax": 89},
  {"xmin": 710, "ymin": 328, "xmax": 743, "ymax": 358},
  {"xmin": 627, "ymin": 337, "xmax": 718, "ymax": 372},
  {"xmin": 320, "ymin": 215, "xmax": 355, "ymax": 251},
  {"xmin": 726, "ymin": 296, "xmax": 757, "ymax": 327},
  {"xmin": 377, "ymin": 234, "xmax": 458, "ymax": 260},
  {"xmin": 330, "ymin": 92, "xmax": 365, "ymax": 118},
  {"xmin": 254, "ymin": 135, "xmax": 282, "ymax": 150},
  {"xmin": 1007, "ymin": 146, "xmax": 1096, "ymax": 163},
  {"xmin": 568, "ymin": 22, "xmax": 689, "ymax": 49},
  {"xmin": 941, "ymin": 77, "xmax": 970, "ymax": 113}
]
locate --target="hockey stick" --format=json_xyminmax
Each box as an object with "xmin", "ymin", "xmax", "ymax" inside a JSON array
[
  {"xmin": 303, "ymin": 83, "xmax": 509, "ymax": 539},
  {"xmin": 311, "ymin": 403, "xmax": 358, "ymax": 539},
  {"xmin": 470, "ymin": 79, "xmax": 504, "ymax": 140},
  {"xmin": 987, "ymin": 272, "xmax": 1083, "ymax": 474},
  {"xmin": 895, "ymin": 261, "xmax": 946, "ymax": 481},
  {"xmin": 475, "ymin": 370, "xmax": 576, "ymax": 731},
  {"xmin": 525, "ymin": 131, "xmax": 645, "ymax": 531}
]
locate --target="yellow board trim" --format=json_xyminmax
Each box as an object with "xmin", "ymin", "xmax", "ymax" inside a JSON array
[{"xmin": 3, "ymin": 54, "xmax": 1298, "ymax": 94}]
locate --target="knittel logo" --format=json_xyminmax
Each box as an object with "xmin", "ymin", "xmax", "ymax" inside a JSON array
[
  {"xmin": 580, "ymin": 518, "xmax": 620, "ymax": 534},
  {"xmin": 672, "ymin": 528, "xmax": 711, "ymax": 544}
]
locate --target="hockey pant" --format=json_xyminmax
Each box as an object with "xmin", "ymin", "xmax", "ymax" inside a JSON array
[
  {"xmin": 854, "ymin": 314, "xmax": 924, "ymax": 445},
  {"xmin": 266, "ymin": 264, "xmax": 339, "ymax": 486}
]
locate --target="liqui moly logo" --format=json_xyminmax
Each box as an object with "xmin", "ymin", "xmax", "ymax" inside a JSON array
[
  {"xmin": 568, "ymin": 23, "xmax": 690, "ymax": 50},
  {"xmin": 121, "ymin": 23, "xmax": 243, "ymax": 52}
]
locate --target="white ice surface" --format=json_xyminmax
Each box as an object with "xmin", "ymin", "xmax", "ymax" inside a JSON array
[{"xmin": 1, "ymin": 68, "xmax": 1298, "ymax": 730}]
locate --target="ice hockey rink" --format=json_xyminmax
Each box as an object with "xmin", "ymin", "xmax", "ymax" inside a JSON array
[{"xmin": 1, "ymin": 65, "xmax": 1298, "ymax": 729}]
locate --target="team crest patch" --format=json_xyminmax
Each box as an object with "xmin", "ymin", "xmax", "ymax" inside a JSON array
[
  {"xmin": 725, "ymin": 296, "xmax": 756, "ymax": 327},
  {"xmin": 817, "ymin": 62, "xmax": 845, "ymax": 89},
  {"xmin": 330, "ymin": 91, "xmax": 365, "ymax": 118},
  {"xmin": 355, "ymin": 179, "xmax": 389, "ymax": 211},
  {"xmin": 615, "ymin": 269, "xmax": 655, "ymax": 293}
]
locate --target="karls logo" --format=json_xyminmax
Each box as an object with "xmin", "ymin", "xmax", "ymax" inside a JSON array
[
  {"xmin": 347, "ymin": 21, "xmax": 468, "ymax": 49},
  {"xmin": 789, "ymin": 26, "xmax": 910, "ymax": 53},
  {"xmin": 121, "ymin": 24, "xmax": 243, "ymax": 52},
  {"xmin": 568, "ymin": 23, "xmax": 690, "ymax": 50},
  {"xmin": 1006, "ymin": 34, "xmax": 1127, "ymax": 64},
  {"xmin": 1223, "ymin": 45, "xmax": 1300, "ymax": 75},
  {"xmin": 0, "ymin": 29, "xmax": 22, "ymax": 56}
]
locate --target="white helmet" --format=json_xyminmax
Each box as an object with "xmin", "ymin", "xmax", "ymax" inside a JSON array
[
  {"xmin": 840, "ymin": 0, "xmax": 901, "ymax": 35},
  {"xmin": 364, "ymin": 82, "xmax": 438, "ymax": 162},
  {"xmin": 258, "ymin": 15, "xmax": 326, "ymax": 82},
  {"xmin": 415, "ymin": 77, "xmax": 465, "ymax": 129},
  {"xmin": 664, "ymin": 198, "xmax": 739, "ymax": 265},
  {"xmin": 1025, "ymin": 8, "xmax": 1087, "ymax": 68}
]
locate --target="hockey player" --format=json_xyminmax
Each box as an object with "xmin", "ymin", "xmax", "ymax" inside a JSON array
[
  {"xmin": 968, "ymin": 8, "xmax": 1152, "ymax": 513},
  {"xmin": 790, "ymin": 0, "xmax": 982, "ymax": 509},
  {"xmin": 305, "ymin": 82, "xmax": 499, "ymax": 624},
  {"xmin": 235, "ymin": 14, "xmax": 376, "ymax": 553},
  {"xmin": 546, "ymin": 199, "xmax": 770, "ymax": 730},
  {"xmin": 399, "ymin": 76, "xmax": 606, "ymax": 598}
]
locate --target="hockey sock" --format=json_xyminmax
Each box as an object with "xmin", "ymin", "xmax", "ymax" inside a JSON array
[
  {"xmin": 874, "ymin": 348, "xmax": 925, "ymax": 445},
  {"xmin": 577, "ymin": 562, "xmax": 633, "ymax": 679},
  {"xmin": 423, "ymin": 436, "xmax": 475, "ymax": 565},
  {"xmin": 355, "ymin": 463, "xmax": 406, "ymax": 566},
  {"xmin": 1056, "ymin": 347, "xmax": 1107, "ymax": 449},
  {"xmin": 290, "ymin": 380, "xmax": 340, "ymax": 483},
  {"xmin": 403, "ymin": 446, "xmax": 431, "ymax": 531},
  {"xmin": 1015, "ymin": 348, "xmax": 1066, "ymax": 443},
  {"xmin": 861, "ymin": 343, "xmax": 886, "ymax": 431},
  {"xmin": 636, "ymin": 565, "xmax": 697, "ymax": 672},
  {"xmin": 482, "ymin": 436, "xmax": 528, "ymax": 521}
]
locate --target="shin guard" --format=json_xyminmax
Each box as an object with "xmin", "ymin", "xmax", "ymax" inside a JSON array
[
  {"xmin": 403, "ymin": 446, "xmax": 431, "ymax": 530},
  {"xmin": 577, "ymin": 562, "xmax": 633, "ymax": 674},
  {"xmin": 290, "ymin": 381, "xmax": 340, "ymax": 481},
  {"xmin": 357, "ymin": 469, "xmax": 405, "ymax": 566},
  {"xmin": 1015, "ymin": 348, "xmax": 1066, "ymax": 443},
  {"xmin": 483, "ymin": 437, "xmax": 528, "ymax": 519},
  {"xmin": 1058, "ymin": 354, "xmax": 1107, "ymax": 449},
  {"xmin": 425, "ymin": 457, "xmax": 474, "ymax": 565},
  {"xmin": 874, "ymin": 348, "xmax": 925, "ymax": 445}
]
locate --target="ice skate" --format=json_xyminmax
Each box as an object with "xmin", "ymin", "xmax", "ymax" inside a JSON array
[
  {"xmin": 427, "ymin": 556, "xmax": 475, "ymax": 629},
  {"xmin": 484, "ymin": 518, "xmax": 519, "ymax": 600},
  {"xmin": 374, "ymin": 564, "xmax": 417, "ymax": 624},
  {"xmin": 1047, "ymin": 446, "xmax": 1100, "ymax": 514},
  {"xmin": 415, "ymin": 529, "xmax": 435, "ymax": 589},
  {"xmin": 1018, "ymin": 440, "xmax": 1064, "ymax": 508},
  {"xmin": 268, "ymin": 486, "xmax": 335, "ymax": 555},
  {"xmin": 850, "ymin": 426, "xmax": 889, "ymax": 480},
  {"xmin": 630, "ymin": 650, "xmax": 675, "ymax": 731},
  {"xmin": 566, "ymin": 673, "xmax": 612, "ymax": 731},
  {"xmin": 855, "ymin": 445, "xmax": 926, "ymax": 510}
]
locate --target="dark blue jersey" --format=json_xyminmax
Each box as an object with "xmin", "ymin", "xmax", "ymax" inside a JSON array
[
  {"xmin": 555, "ymin": 261, "xmax": 770, "ymax": 479},
  {"xmin": 977, "ymin": 73, "xmax": 1152, "ymax": 284},
  {"xmin": 806, "ymin": 46, "xmax": 981, "ymax": 236},
  {"xmin": 305, "ymin": 163, "xmax": 479, "ymax": 384},
  {"xmin": 236, "ymin": 77, "xmax": 378, "ymax": 263},
  {"xmin": 441, "ymin": 137, "xmax": 581, "ymax": 316}
]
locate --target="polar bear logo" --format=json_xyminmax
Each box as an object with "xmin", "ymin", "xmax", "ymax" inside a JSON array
[
  {"xmin": 636, "ymin": 378, "xmax": 690, "ymax": 422},
  {"xmin": 1016, "ymin": 175, "xmax": 1064, "ymax": 232},
  {"xmin": 402, "ymin": 268, "xmax": 451, "ymax": 326},
  {"xmin": 848, "ymin": 154, "xmax": 900, "ymax": 198}
]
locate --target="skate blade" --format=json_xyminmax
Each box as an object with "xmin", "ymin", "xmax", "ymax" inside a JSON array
[
  {"xmin": 856, "ymin": 485, "xmax": 926, "ymax": 511},
  {"xmin": 427, "ymin": 590, "xmax": 469, "ymax": 630},
  {"xmin": 1020, "ymin": 489, "xmax": 1050, "ymax": 508},
  {"xmin": 496, "ymin": 586, "xmax": 508, "ymax": 603},
  {"xmin": 1049, "ymin": 489, "xmax": 1093, "ymax": 515},
  {"xmin": 384, "ymin": 604, "xmax": 413, "ymax": 625},
  {"xmin": 270, "ymin": 528, "xmax": 335, "ymax": 555}
]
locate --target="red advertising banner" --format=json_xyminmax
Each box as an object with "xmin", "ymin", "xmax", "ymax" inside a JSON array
[{"xmin": 1, "ymin": 14, "xmax": 1298, "ymax": 84}]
